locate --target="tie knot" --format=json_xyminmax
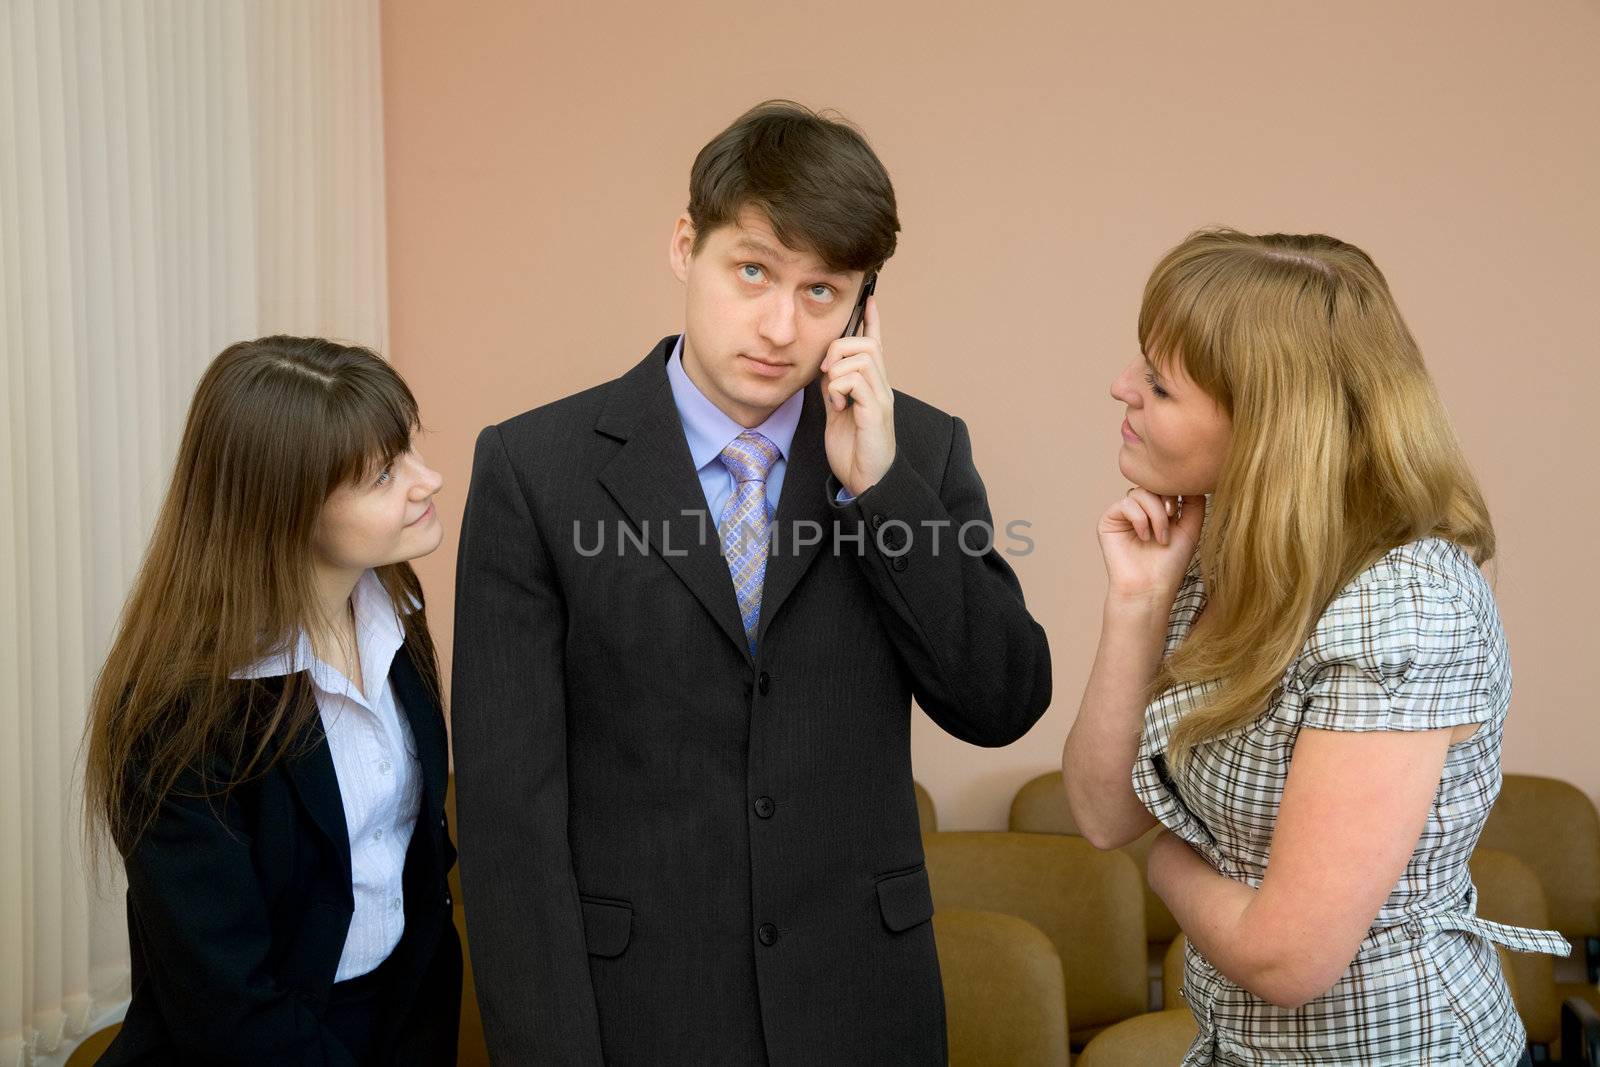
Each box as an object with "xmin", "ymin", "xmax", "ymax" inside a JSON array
[{"xmin": 718, "ymin": 431, "xmax": 781, "ymax": 484}]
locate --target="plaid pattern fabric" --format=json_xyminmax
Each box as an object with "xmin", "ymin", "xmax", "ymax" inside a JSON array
[
  {"xmin": 716, "ymin": 431, "xmax": 782, "ymax": 654},
  {"xmin": 1133, "ymin": 537, "xmax": 1570, "ymax": 1066}
]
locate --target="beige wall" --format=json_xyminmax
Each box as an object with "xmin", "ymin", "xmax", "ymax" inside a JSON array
[{"xmin": 381, "ymin": 0, "xmax": 1600, "ymax": 830}]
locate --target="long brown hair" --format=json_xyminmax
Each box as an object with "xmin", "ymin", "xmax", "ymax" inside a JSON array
[
  {"xmin": 84, "ymin": 336, "xmax": 441, "ymax": 858},
  {"xmin": 1141, "ymin": 230, "xmax": 1494, "ymax": 765}
]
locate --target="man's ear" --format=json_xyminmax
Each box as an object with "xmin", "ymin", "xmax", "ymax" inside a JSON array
[{"xmin": 668, "ymin": 215, "xmax": 696, "ymax": 283}]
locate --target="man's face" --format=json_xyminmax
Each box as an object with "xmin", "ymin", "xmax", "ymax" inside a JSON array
[{"xmin": 670, "ymin": 207, "xmax": 865, "ymax": 428}]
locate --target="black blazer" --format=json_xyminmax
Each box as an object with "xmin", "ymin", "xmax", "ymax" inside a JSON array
[
  {"xmin": 101, "ymin": 643, "xmax": 462, "ymax": 1066},
  {"xmin": 453, "ymin": 337, "xmax": 1052, "ymax": 1065}
]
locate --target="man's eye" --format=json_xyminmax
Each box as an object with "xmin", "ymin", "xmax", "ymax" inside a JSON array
[
  {"xmin": 809, "ymin": 285, "xmax": 835, "ymax": 303},
  {"xmin": 375, "ymin": 465, "xmax": 393, "ymax": 486},
  {"xmin": 740, "ymin": 264, "xmax": 764, "ymax": 282}
]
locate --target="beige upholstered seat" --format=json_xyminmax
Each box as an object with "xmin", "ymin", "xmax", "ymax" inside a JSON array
[
  {"xmin": 1161, "ymin": 933, "xmax": 1187, "ymax": 1014},
  {"xmin": 447, "ymin": 775, "xmax": 491, "ymax": 1067},
  {"xmin": 1479, "ymin": 773, "xmax": 1600, "ymax": 1019},
  {"xmin": 1471, "ymin": 845, "xmax": 1560, "ymax": 1058},
  {"xmin": 915, "ymin": 779, "xmax": 938, "ymax": 833},
  {"xmin": 64, "ymin": 1024, "xmax": 122, "ymax": 1067},
  {"xmin": 1076, "ymin": 1008, "xmax": 1197, "ymax": 1067},
  {"xmin": 925, "ymin": 830, "xmax": 1147, "ymax": 1050},
  {"xmin": 935, "ymin": 908, "xmax": 1068, "ymax": 1065},
  {"xmin": 1010, "ymin": 770, "xmax": 1182, "ymax": 946}
]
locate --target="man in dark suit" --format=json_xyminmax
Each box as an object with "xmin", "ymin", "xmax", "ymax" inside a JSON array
[{"xmin": 452, "ymin": 100, "xmax": 1052, "ymax": 1065}]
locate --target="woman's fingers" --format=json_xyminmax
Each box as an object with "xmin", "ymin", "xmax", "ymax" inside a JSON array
[
  {"xmin": 1102, "ymin": 489, "xmax": 1203, "ymax": 548},
  {"xmin": 1126, "ymin": 487, "xmax": 1171, "ymax": 544},
  {"xmin": 1116, "ymin": 495, "xmax": 1154, "ymax": 541}
]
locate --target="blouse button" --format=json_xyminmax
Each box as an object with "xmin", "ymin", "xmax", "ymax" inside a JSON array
[{"xmin": 379, "ymin": 761, "xmax": 392, "ymax": 775}]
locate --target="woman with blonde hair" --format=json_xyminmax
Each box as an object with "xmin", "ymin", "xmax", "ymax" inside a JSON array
[
  {"xmin": 1063, "ymin": 230, "xmax": 1567, "ymax": 1065},
  {"xmin": 84, "ymin": 336, "xmax": 460, "ymax": 1065}
]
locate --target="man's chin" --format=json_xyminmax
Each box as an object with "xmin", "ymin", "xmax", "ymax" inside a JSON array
[{"xmin": 733, "ymin": 373, "xmax": 807, "ymax": 406}]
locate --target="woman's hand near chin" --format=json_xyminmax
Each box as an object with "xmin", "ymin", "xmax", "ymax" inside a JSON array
[
  {"xmin": 1098, "ymin": 488, "xmax": 1204, "ymax": 608},
  {"xmin": 1066, "ymin": 490, "xmax": 1205, "ymax": 851}
]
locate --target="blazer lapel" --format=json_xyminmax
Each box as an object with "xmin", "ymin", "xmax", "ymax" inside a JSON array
[
  {"xmin": 389, "ymin": 643, "xmax": 448, "ymax": 822},
  {"xmin": 597, "ymin": 338, "xmax": 753, "ymax": 662},
  {"xmin": 278, "ymin": 686, "xmax": 352, "ymax": 883},
  {"xmin": 757, "ymin": 382, "xmax": 834, "ymax": 642}
]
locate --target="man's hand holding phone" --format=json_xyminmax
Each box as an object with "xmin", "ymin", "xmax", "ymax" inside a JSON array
[{"xmin": 822, "ymin": 290, "xmax": 895, "ymax": 498}]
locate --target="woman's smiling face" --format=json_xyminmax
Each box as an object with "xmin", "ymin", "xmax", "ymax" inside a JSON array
[
  {"xmin": 1110, "ymin": 350, "xmax": 1232, "ymax": 497},
  {"xmin": 312, "ymin": 447, "xmax": 445, "ymax": 572}
]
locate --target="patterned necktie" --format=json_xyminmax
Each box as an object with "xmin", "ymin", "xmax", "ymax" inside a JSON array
[{"xmin": 716, "ymin": 431, "xmax": 782, "ymax": 655}]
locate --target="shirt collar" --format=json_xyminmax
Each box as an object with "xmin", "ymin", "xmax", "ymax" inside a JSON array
[
  {"xmin": 234, "ymin": 569, "xmax": 406, "ymax": 701},
  {"xmin": 665, "ymin": 334, "xmax": 804, "ymax": 472}
]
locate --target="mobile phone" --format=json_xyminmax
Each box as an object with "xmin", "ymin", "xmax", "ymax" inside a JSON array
[
  {"xmin": 840, "ymin": 272, "xmax": 878, "ymax": 339},
  {"xmin": 830, "ymin": 272, "xmax": 878, "ymax": 408}
]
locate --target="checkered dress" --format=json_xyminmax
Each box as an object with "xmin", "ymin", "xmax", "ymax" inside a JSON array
[{"xmin": 1133, "ymin": 537, "xmax": 1570, "ymax": 1066}]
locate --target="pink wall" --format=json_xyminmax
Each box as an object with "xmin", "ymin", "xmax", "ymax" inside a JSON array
[{"xmin": 381, "ymin": 0, "xmax": 1600, "ymax": 828}]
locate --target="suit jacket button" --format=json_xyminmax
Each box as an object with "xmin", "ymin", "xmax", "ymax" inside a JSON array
[
  {"xmin": 757, "ymin": 671, "xmax": 771, "ymax": 695},
  {"xmin": 758, "ymin": 923, "xmax": 780, "ymax": 946},
  {"xmin": 755, "ymin": 796, "xmax": 775, "ymax": 819},
  {"xmin": 891, "ymin": 556, "xmax": 909, "ymax": 573}
]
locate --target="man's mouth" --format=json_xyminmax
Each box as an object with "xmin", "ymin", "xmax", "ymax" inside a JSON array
[{"xmin": 740, "ymin": 354, "xmax": 791, "ymax": 378}]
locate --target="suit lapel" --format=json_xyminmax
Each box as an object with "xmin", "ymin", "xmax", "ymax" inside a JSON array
[
  {"xmin": 757, "ymin": 382, "xmax": 833, "ymax": 642},
  {"xmin": 597, "ymin": 339, "xmax": 754, "ymax": 662}
]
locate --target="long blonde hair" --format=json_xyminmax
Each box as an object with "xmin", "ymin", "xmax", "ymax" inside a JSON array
[
  {"xmin": 1144, "ymin": 230, "xmax": 1493, "ymax": 764},
  {"xmin": 84, "ymin": 336, "xmax": 441, "ymax": 860}
]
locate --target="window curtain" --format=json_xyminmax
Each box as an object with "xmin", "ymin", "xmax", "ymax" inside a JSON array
[{"xmin": 0, "ymin": 1, "xmax": 389, "ymax": 1062}]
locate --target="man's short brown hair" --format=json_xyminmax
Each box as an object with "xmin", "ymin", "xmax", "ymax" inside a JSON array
[{"xmin": 688, "ymin": 100, "xmax": 899, "ymax": 274}]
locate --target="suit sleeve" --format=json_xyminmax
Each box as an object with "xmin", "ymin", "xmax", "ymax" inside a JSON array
[
  {"xmin": 452, "ymin": 423, "xmax": 605, "ymax": 1065},
  {"xmin": 832, "ymin": 414, "xmax": 1052, "ymax": 745},
  {"xmin": 120, "ymin": 767, "xmax": 360, "ymax": 1065}
]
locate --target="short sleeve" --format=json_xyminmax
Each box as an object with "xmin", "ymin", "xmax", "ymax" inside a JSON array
[{"xmin": 1295, "ymin": 575, "xmax": 1504, "ymax": 733}]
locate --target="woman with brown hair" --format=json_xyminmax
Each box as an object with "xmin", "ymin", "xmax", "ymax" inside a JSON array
[
  {"xmin": 84, "ymin": 336, "xmax": 460, "ymax": 1065},
  {"xmin": 1063, "ymin": 231, "xmax": 1567, "ymax": 1065}
]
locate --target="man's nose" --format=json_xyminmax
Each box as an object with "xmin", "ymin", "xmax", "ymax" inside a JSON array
[{"xmin": 756, "ymin": 293, "xmax": 798, "ymax": 347}]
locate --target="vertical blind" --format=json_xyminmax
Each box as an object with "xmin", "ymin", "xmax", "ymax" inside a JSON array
[{"xmin": 0, "ymin": 2, "xmax": 389, "ymax": 1062}]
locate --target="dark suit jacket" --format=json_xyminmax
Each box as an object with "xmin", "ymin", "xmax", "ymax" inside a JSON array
[
  {"xmin": 101, "ymin": 643, "xmax": 462, "ymax": 1066},
  {"xmin": 452, "ymin": 336, "xmax": 1052, "ymax": 1065}
]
